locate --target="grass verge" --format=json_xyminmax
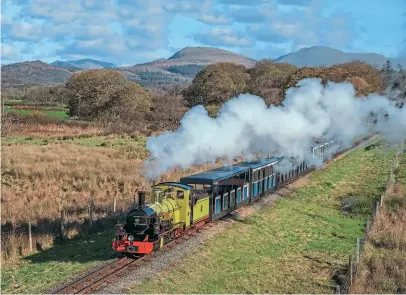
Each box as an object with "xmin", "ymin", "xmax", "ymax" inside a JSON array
[
  {"xmin": 351, "ymin": 144, "xmax": 406, "ymax": 293},
  {"xmin": 128, "ymin": 141, "xmax": 395, "ymax": 294}
]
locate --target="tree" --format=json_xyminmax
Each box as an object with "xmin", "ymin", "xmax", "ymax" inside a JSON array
[
  {"xmin": 66, "ymin": 69, "xmax": 152, "ymax": 123},
  {"xmin": 147, "ymin": 85, "xmax": 189, "ymax": 131},
  {"xmin": 247, "ymin": 60, "xmax": 297, "ymax": 106},
  {"xmin": 183, "ymin": 62, "xmax": 249, "ymax": 107},
  {"xmin": 66, "ymin": 70, "xmax": 128, "ymax": 119}
]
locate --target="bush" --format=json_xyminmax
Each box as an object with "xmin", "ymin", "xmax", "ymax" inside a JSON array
[
  {"xmin": 66, "ymin": 69, "xmax": 152, "ymax": 125},
  {"xmin": 183, "ymin": 62, "xmax": 249, "ymax": 107}
]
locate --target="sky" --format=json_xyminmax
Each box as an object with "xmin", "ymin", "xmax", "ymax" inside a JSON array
[{"xmin": 1, "ymin": 0, "xmax": 405, "ymax": 66}]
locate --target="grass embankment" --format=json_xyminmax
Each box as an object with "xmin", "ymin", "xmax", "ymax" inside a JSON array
[
  {"xmin": 352, "ymin": 144, "xmax": 406, "ymax": 294},
  {"xmin": 129, "ymin": 141, "xmax": 395, "ymax": 294}
]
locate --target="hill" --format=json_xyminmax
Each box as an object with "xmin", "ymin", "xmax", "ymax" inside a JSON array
[
  {"xmin": 51, "ymin": 59, "xmax": 117, "ymax": 69},
  {"xmin": 275, "ymin": 46, "xmax": 406, "ymax": 68},
  {"xmin": 120, "ymin": 46, "xmax": 257, "ymax": 87},
  {"xmin": 1, "ymin": 61, "xmax": 77, "ymax": 89},
  {"xmin": 1, "ymin": 47, "xmax": 256, "ymax": 89}
]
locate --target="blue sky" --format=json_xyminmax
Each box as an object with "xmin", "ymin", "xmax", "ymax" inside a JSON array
[{"xmin": 1, "ymin": 0, "xmax": 405, "ymax": 66}]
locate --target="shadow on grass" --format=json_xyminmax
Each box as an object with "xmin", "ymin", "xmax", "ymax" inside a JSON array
[{"xmin": 24, "ymin": 217, "xmax": 122, "ymax": 264}]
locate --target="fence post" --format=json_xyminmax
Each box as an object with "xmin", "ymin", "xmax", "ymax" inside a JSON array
[
  {"xmin": 349, "ymin": 255, "xmax": 353, "ymax": 290},
  {"xmin": 366, "ymin": 219, "xmax": 371, "ymax": 233},
  {"xmin": 356, "ymin": 237, "xmax": 360, "ymax": 264},
  {"xmin": 28, "ymin": 222, "xmax": 33, "ymax": 252},
  {"xmin": 89, "ymin": 200, "xmax": 94, "ymax": 226},
  {"xmin": 60, "ymin": 209, "xmax": 66, "ymax": 241},
  {"xmin": 380, "ymin": 195, "xmax": 384, "ymax": 207},
  {"xmin": 375, "ymin": 201, "xmax": 380, "ymax": 217},
  {"xmin": 113, "ymin": 198, "xmax": 117, "ymax": 224},
  {"xmin": 335, "ymin": 284, "xmax": 341, "ymax": 294}
]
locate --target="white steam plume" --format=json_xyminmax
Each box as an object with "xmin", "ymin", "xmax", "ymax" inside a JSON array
[{"xmin": 145, "ymin": 78, "xmax": 406, "ymax": 179}]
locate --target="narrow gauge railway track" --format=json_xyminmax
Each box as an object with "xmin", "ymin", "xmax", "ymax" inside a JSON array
[
  {"xmin": 53, "ymin": 257, "xmax": 138, "ymax": 294},
  {"xmin": 52, "ymin": 226, "xmax": 205, "ymax": 294},
  {"xmin": 52, "ymin": 133, "xmax": 379, "ymax": 294}
]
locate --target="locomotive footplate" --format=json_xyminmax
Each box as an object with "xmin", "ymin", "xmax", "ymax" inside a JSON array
[{"xmin": 126, "ymin": 245, "xmax": 139, "ymax": 252}]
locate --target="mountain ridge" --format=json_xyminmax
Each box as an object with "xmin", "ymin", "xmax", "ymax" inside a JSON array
[
  {"xmin": 275, "ymin": 46, "xmax": 406, "ymax": 68},
  {"xmin": 3, "ymin": 46, "xmax": 405, "ymax": 90}
]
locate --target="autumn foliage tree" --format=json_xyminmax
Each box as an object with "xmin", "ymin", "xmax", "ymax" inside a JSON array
[
  {"xmin": 183, "ymin": 62, "xmax": 250, "ymax": 107},
  {"xmin": 66, "ymin": 70, "xmax": 152, "ymax": 123},
  {"xmin": 147, "ymin": 85, "xmax": 189, "ymax": 132},
  {"xmin": 247, "ymin": 59, "xmax": 297, "ymax": 106}
]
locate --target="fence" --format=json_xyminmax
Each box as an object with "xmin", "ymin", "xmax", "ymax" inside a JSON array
[
  {"xmin": 1, "ymin": 197, "xmax": 139, "ymax": 260},
  {"xmin": 335, "ymin": 140, "xmax": 404, "ymax": 294}
]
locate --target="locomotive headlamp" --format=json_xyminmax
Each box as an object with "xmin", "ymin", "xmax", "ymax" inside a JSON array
[{"xmin": 128, "ymin": 235, "xmax": 134, "ymax": 242}]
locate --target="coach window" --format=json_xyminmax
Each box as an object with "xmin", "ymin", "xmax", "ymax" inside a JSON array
[
  {"xmin": 230, "ymin": 190, "xmax": 235, "ymax": 207},
  {"xmin": 215, "ymin": 196, "xmax": 221, "ymax": 214},
  {"xmin": 223, "ymin": 193, "xmax": 228, "ymax": 210}
]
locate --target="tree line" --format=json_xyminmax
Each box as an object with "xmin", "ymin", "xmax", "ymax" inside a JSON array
[{"xmin": 3, "ymin": 59, "xmax": 405, "ymax": 134}]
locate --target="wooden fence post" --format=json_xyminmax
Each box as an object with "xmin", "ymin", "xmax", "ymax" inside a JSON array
[
  {"xmin": 113, "ymin": 198, "xmax": 117, "ymax": 224},
  {"xmin": 375, "ymin": 201, "xmax": 380, "ymax": 217},
  {"xmin": 28, "ymin": 222, "xmax": 33, "ymax": 252},
  {"xmin": 60, "ymin": 209, "xmax": 66, "ymax": 241},
  {"xmin": 366, "ymin": 219, "xmax": 371, "ymax": 233},
  {"xmin": 89, "ymin": 200, "xmax": 94, "ymax": 226},
  {"xmin": 356, "ymin": 237, "xmax": 360, "ymax": 264},
  {"xmin": 380, "ymin": 195, "xmax": 384, "ymax": 207},
  {"xmin": 349, "ymin": 255, "xmax": 353, "ymax": 289}
]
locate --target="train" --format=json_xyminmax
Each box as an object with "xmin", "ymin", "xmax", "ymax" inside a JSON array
[{"xmin": 112, "ymin": 139, "xmax": 343, "ymax": 256}]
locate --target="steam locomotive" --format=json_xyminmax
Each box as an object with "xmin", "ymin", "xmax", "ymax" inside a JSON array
[{"xmin": 112, "ymin": 140, "xmax": 340, "ymax": 256}]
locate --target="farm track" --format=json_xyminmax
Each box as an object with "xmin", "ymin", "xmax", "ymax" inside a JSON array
[{"xmin": 52, "ymin": 133, "xmax": 379, "ymax": 294}]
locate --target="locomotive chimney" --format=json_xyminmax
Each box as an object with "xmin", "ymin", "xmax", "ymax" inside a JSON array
[{"xmin": 138, "ymin": 191, "xmax": 145, "ymax": 207}]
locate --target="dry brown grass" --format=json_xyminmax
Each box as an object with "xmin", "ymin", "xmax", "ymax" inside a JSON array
[
  {"xmin": 1, "ymin": 232, "xmax": 55, "ymax": 265},
  {"xmin": 351, "ymin": 153, "xmax": 406, "ymax": 294},
  {"xmin": 1, "ymin": 143, "xmax": 222, "ymax": 228},
  {"xmin": 1, "ymin": 138, "xmax": 225, "ymax": 263},
  {"xmin": 2, "ymin": 121, "xmax": 104, "ymax": 137}
]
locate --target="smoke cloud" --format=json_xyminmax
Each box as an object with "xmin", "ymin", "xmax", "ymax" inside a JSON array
[{"xmin": 145, "ymin": 78, "xmax": 406, "ymax": 179}]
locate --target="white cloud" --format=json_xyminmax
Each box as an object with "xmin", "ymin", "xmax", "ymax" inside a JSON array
[
  {"xmin": 197, "ymin": 13, "xmax": 229, "ymax": 25},
  {"xmin": 195, "ymin": 27, "xmax": 253, "ymax": 47},
  {"xmin": 1, "ymin": 43, "xmax": 23, "ymax": 60}
]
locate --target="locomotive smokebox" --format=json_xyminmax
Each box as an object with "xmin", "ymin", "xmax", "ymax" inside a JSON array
[{"xmin": 138, "ymin": 191, "xmax": 146, "ymax": 207}]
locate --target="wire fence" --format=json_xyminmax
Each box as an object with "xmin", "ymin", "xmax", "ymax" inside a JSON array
[
  {"xmin": 335, "ymin": 140, "xmax": 404, "ymax": 294},
  {"xmin": 1, "ymin": 197, "xmax": 138, "ymax": 259}
]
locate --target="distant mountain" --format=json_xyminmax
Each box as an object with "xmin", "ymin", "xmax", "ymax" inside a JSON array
[
  {"xmin": 1, "ymin": 61, "xmax": 76, "ymax": 89},
  {"xmin": 275, "ymin": 46, "xmax": 406, "ymax": 68},
  {"xmin": 120, "ymin": 46, "xmax": 257, "ymax": 87},
  {"xmin": 4, "ymin": 46, "xmax": 403, "ymax": 90},
  {"xmin": 51, "ymin": 59, "xmax": 117, "ymax": 69}
]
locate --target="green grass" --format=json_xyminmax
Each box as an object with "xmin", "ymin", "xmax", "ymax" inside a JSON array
[
  {"xmin": 128, "ymin": 141, "xmax": 395, "ymax": 294},
  {"xmin": 2, "ymin": 135, "xmax": 147, "ymax": 148},
  {"xmin": 1, "ymin": 229, "xmax": 118, "ymax": 294},
  {"xmin": 4, "ymin": 106, "xmax": 70, "ymax": 119}
]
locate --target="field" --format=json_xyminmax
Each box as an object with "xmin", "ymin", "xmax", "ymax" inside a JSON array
[
  {"xmin": 127, "ymin": 141, "xmax": 396, "ymax": 293},
  {"xmin": 352, "ymin": 144, "xmax": 406, "ymax": 293},
  {"xmin": 3, "ymin": 99, "xmax": 70, "ymax": 119},
  {"xmin": 1, "ymin": 101, "xmax": 400, "ymax": 293},
  {"xmin": 0, "ymin": 129, "xmax": 224, "ymax": 293}
]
